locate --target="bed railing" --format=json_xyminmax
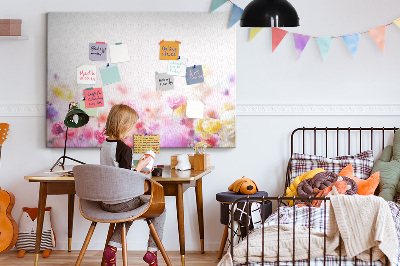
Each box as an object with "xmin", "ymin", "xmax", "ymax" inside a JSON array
[
  {"xmin": 285, "ymin": 127, "xmax": 398, "ymax": 191},
  {"xmin": 228, "ymin": 127, "xmax": 398, "ymax": 265},
  {"xmin": 229, "ymin": 196, "xmax": 388, "ymax": 266}
]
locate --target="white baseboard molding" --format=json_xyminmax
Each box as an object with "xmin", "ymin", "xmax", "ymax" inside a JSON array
[{"xmin": 1, "ymin": 104, "xmax": 400, "ymax": 117}]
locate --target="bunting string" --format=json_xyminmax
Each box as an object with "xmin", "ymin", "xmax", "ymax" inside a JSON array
[
  {"xmin": 210, "ymin": 0, "xmax": 400, "ymax": 60},
  {"xmin": 211, "ymin": 0, "xmax": 394, "ymax": 39},
  {"xmin": 293, "ymin": 22, "xmax": 394, "ymax": 39}
]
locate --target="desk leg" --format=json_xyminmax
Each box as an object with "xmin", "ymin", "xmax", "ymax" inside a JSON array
[
  {"xmin": 195, "ymin": 178, "xmax": 205, "ymax": 253},
  {"xmin": 176, "ymin": 184, "xmax": 185, "ymax": 266},
  {"xmin": 35, "ymin": 182, "xmax": 48, "ymax": 266},
  {"xmin": 68, "ymin": 194, "xmax": 75, "ymax": 252}
]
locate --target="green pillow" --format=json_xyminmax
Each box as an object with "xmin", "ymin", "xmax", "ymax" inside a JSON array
[{"xmin": 372, "ymin": 130, "xmax": 400, "ymax": 201}]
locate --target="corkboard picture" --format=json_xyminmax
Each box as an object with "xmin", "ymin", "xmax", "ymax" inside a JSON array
[{"xmin": 47, "ymin": 12, "xmax": 236, "ymax": 148}]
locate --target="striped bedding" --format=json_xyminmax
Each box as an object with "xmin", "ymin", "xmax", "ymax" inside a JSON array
[{"xmin": 233, "ymin": 201, "xmax": 400, "ymax": 265}]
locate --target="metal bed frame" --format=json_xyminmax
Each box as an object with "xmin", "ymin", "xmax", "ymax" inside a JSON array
[{"xmin": 229, "ymin": 127, "xmax": 398, "ymax": 266}]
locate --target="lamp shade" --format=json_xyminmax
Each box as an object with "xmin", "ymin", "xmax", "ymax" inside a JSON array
[
  {"xmin": 64, "ymin": 106, "xmax": 89, "ymax": 128},
  {"xmin": 240, "ymin": 0, "xmax": 299, "ymax": 27}
]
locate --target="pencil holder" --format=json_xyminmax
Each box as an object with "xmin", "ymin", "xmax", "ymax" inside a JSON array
[{"xmin": 193, "ymin": 154, "xmax": 210, "ymax": 171}]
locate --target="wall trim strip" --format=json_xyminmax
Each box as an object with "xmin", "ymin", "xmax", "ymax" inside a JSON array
[
  {"xmin": 0, "ymin": 104, "xmax": 46, "ymax": 117},
  {"xmin": 1, "ymin": 104, "xmax": 400, "ymax": 117},
  {"xmin": 236, "ymin": 104, "xmax": 400, "ymax": 116}
]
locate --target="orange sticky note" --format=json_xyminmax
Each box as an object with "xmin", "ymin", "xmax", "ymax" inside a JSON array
[
  {"xmin": 84, "ymin": 87, "xmax": 104, "ymax": 108},
  {"xmin": 159, "ymin": 40, "xmax": 180, "ymax": 60}
]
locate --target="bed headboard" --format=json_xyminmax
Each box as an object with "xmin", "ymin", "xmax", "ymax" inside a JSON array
[{"xmin": 285, "ymin": 127, "xmax": 399, "ymax": 190}]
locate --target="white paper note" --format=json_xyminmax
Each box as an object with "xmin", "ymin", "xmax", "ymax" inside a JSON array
[
  {"xmin": 109, "ymin": 43, "xmax": 130, "ymax": 63},
  {"xmin": 77, "ymin": 65, "xmax": 96, "ymax": 85},
  {"xmin": 167, "ymin": 58, "xmax": 188, "ymax": 76},
  {"xmin": 186, "ymin": 100, "xmax": 204, "ymax": 119}
]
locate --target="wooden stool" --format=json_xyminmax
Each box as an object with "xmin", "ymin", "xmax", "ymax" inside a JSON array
[{"xmin": 215, "ymin": 191, "xmax": 272, "ymax": 259}]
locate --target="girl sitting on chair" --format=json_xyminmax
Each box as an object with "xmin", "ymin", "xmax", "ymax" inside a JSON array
[{"xmin": 100, "ymin": 104, "xmax": 166, "ymax": 266}]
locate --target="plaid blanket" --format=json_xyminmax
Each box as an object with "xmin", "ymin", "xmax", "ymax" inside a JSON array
[{"xmin": 233, "ymin": 201, "xmax": 400, "ymax": 266}]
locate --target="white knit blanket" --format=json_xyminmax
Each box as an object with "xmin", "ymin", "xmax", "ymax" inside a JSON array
[
  {"xmin": 218, "ymin": 195, "xmax": 398, "ymax": 266},
  {"xmin": 329, "ymin": 195, "xmax": 398, "ymax": 264}
]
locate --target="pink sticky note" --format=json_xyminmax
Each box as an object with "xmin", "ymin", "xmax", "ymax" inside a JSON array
[{"xmin": 84, "ymin": 87, "xmax": 104, "ymax": 108}]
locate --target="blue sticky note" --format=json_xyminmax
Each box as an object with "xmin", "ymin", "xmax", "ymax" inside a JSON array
[
  {"xmin": 100, "ymin": 65, "xmax": 121, "ymax": 85},
  {"xmin": 186, "ymin": 65, "xmax": 204, "ymax": 85}
]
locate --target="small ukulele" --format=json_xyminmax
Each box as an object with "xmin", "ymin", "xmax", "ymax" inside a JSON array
[
  {"xmin": 0, "ymin": 123, "xmax": 9, "ymax": 165},
  {"xmin": 0, "ymin": 187, "xmax": 18, "ymax": 253}
]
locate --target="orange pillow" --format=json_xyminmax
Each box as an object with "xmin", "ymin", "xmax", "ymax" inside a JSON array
[{"xmin": 339, "ymin": 164, "xmax": 380, "ymax": 195}]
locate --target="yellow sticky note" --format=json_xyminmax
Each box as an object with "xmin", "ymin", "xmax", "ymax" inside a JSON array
[
  {"xmin": 133, "ymin": 135, "xmax": 160, "ymax": 154},
  {"xmin": 159, "ymin": 40, "xmax": 180, "ymax": 60}
]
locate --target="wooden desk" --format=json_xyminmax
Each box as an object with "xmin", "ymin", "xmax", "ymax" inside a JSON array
[{"xmin": 25, "ymin": 165, "xmax": 214, "ymax": 266}]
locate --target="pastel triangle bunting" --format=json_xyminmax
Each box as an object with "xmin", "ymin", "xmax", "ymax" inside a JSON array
[
  {"xmin": 229, "ymin": 4, "xmax": 244, "ymax": 28},
  {"xmin": 316, "ymin": 36, "xmax": 333, "ymax": 62},
  {"xmin": 210, "ymin": 0, "xmax": 229, "ymax": 13},
  {"xmin": 249, "ymin": 28, "xmax": 263, "ymax": 42},
  {"xmin": 293, "ymin": 33, "xmax": 311, "ymax": 60},
  {"xmin": 393, "ymin": 18, "xmax": 400, "ymax": 28},
  {"xmin": 368, "ymin": 25, "xmax": 386, "ymax": 53},
  {"xmin": 271, "ymin": 27, "xmax": 288, "ymax": 52},
  {"xmin": 342, "ymin": 33, "xmax": 360, "ymax": 58}
]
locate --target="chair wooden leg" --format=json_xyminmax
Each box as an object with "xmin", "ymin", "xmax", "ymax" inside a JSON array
[
  {"xmin": 147, "ymin": 220, "xmax": 172, "ymax": 266},
  {"xmin": 75, "ymin": 222, "xmax": 97, "ymax": 266},
  {"xmin": 218, "ymin": 225, "xmax": 229, "ymax": 259},
  {"xmin": 121, "ymin": 223, "xmax": 128, "ymax": 266},
  {"xmin": 101, "ymin": 223, "xmax": 115, "ymax": 266}
]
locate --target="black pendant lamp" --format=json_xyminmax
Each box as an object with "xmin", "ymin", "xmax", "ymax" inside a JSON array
[{"xmin": 240, "ymin": 0, "xmax": 300, "ymax": 27}]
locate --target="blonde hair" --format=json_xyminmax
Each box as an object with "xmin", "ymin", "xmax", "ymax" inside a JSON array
[{"xmin": 104, "ymin": 104, "xmax": 139, "ymax": 139}]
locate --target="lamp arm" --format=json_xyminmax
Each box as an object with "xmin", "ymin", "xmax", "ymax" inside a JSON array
[
  {"xmin": 62, "ymin": 127, "xmax": 69, "ymax": 166},
  {"xmin": 50, "ymin": 102, "xmax": 89, "ymax": 172},
  {"xmin": 50, "ymin": 126, "xmax": 85, "ymax": 172}
]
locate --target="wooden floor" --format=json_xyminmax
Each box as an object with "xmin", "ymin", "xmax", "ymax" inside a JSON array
[{"xmin": 0, "ymin": 250, "xmax": 222, "ymax": 266}]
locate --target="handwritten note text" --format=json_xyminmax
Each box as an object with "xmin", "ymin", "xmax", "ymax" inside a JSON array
[
  {"xmin": 77, "ymin": 65, "xmax": 96, "ymax": 85},
  {"xmin": 159, "ymin": 40, "xmax": 180, "ymax": 60},
  {"xmin": 84, "ymin": 87, "xmax": 104, "ymax": 108},
  {"xmin": 186, "ymin": 65, "xmax": 205, "ymax": 85}
]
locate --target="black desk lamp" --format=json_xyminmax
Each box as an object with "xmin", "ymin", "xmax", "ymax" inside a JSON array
[
  {"xmin": 50, "ymin": 102, "xmax": 89, "ymax": 171},
  {"xmin": 240, "ymin": 0, "xmax": 300, "ymax": 27}
]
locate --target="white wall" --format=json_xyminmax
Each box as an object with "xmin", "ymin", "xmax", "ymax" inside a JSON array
[{"xmin": 1, "ymin": 0, "xmax": 400, "ymax": 252}]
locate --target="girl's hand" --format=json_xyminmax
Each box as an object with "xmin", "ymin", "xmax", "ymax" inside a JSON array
[
  {"xmin": 135, "ymin": 156, "xmax": 152, "ymax": 173},
  {"xmin": 140, "ymin": 167, "xmax": 154, "ymax": 175}
]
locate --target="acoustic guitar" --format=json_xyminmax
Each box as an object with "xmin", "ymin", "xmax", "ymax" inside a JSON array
[
  {"xmin": 0, "ymin": 123, "xmax": 17, "ymax": 253},
  {"xmin": 0, "ymin": 123, "xmax": 9, "ymax": 164},
  {"xmin": 0, "ymin": 187, "xmax": 18, "ymax": 253}
]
